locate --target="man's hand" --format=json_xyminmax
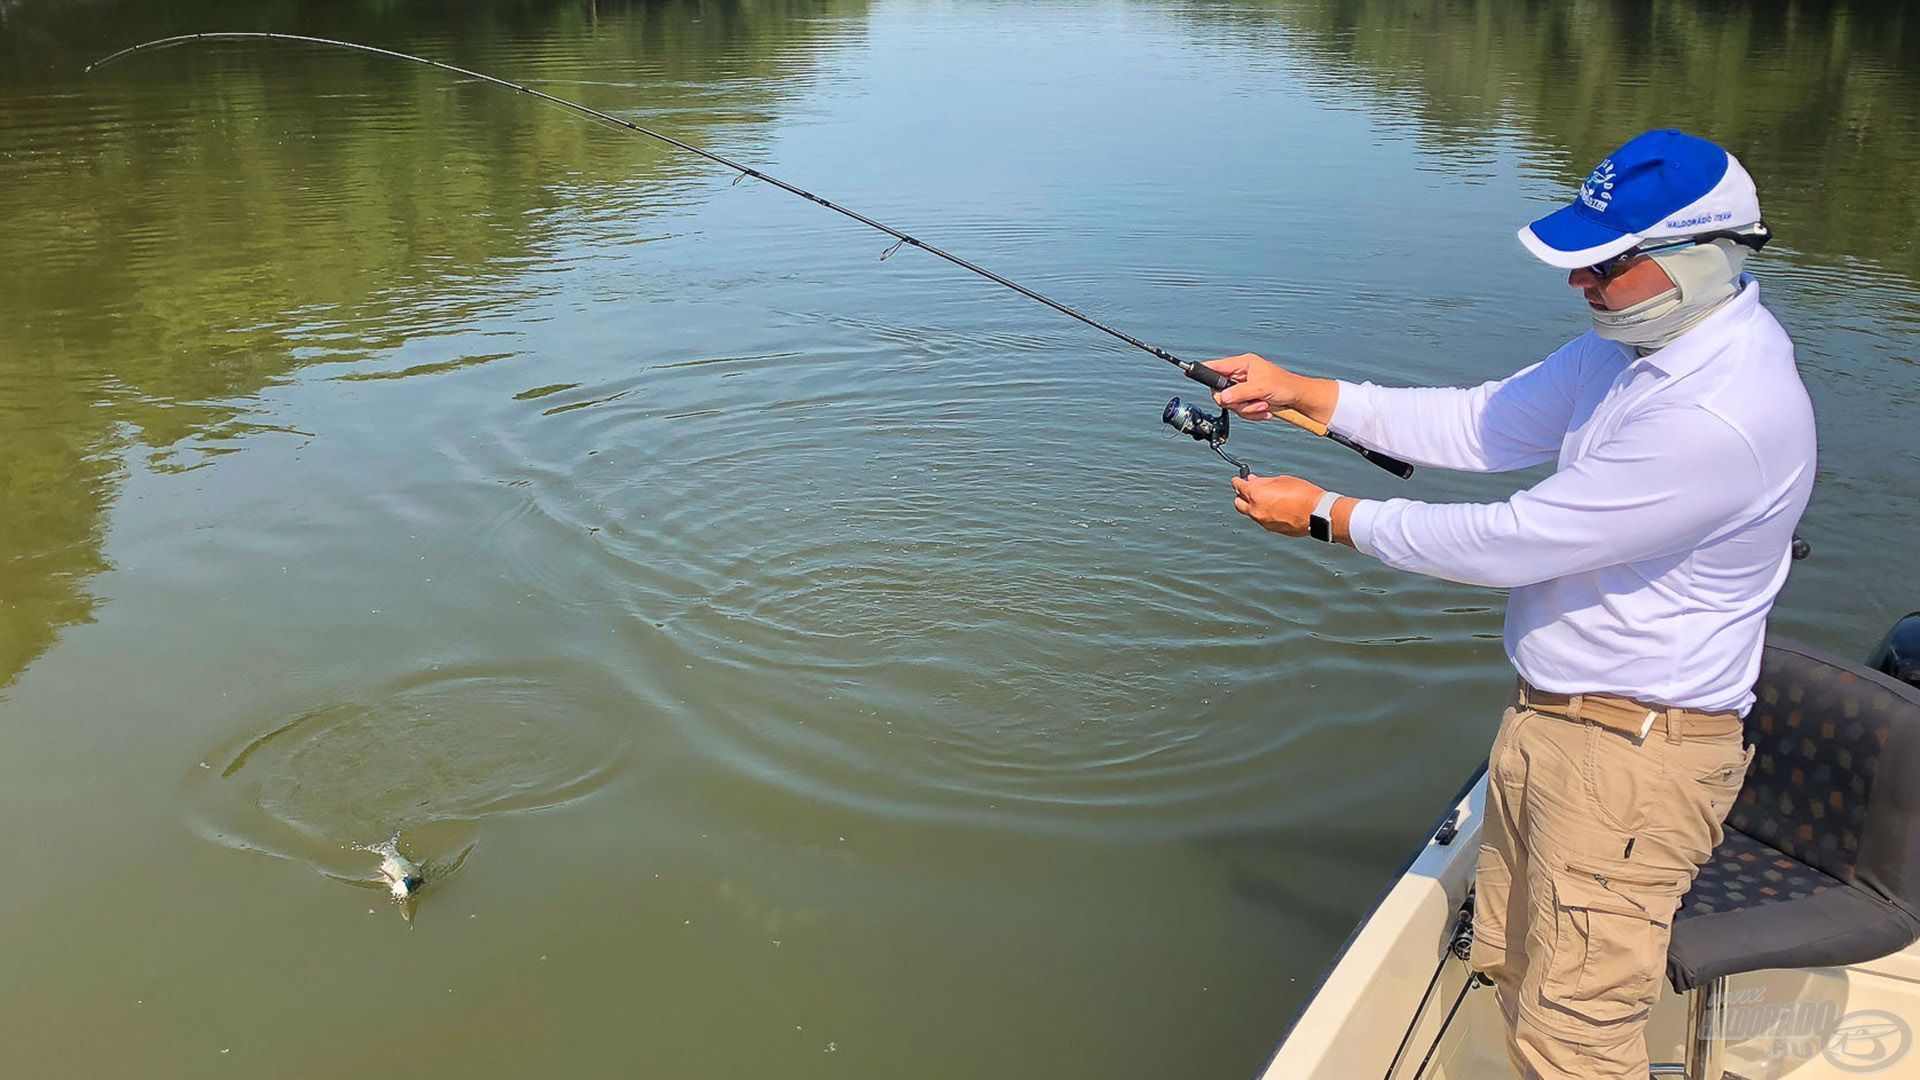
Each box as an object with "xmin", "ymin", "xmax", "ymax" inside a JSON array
[
  {"xmin": 1231, "ymin": 473, "xmax": 1322, "ymax": 536},
  {"xmin": 1202, "ymin": 353, "xmax": 1339, "ymax": 426},
  {"xmin": 1231, "ymin": 474, "xmax": 1356, "ymax": 547}
]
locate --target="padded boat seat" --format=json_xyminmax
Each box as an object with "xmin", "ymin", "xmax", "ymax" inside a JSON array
[{"xmin": 1667, "ymin": 640, "xmax": 1920, "ymax": 993}]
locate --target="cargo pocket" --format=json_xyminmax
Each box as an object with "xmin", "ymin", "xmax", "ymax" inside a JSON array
[{"xmin": 1544, "ymin": 860, "xmax": 1688, "ymax": 1027}]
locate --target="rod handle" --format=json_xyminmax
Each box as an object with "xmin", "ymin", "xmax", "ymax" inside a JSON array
[
  {"xmin": 1180, "ymin": 362, "xmax": 1413, "ymax": 478},
  {"xmin": 1182, "ymin": 362, "xmax": 1234, "ymax": 392},
  {"xmin": 1331, "ymin": 433, "xmax": 1416, "ymax": 480},
  {"xmin": 1181, "ymin": 361, "xmax": 1326, "ymax": 432}
]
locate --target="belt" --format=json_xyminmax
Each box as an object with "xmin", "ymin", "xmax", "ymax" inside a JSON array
[{"xmin": 1515, "ymin": 677, "xmax": 1743, "ymax": 742}]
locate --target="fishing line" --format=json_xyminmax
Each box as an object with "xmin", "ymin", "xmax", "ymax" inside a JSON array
[{"xmin": 87, "ymin": 32, "xmax": 1414, "ymax": 480}]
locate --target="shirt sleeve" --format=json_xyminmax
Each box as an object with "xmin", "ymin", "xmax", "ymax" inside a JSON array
[
  {"xmin": 1329, "ymin": 337, "xmax": 1602, "ymax": 473},
  {"xmin": 1344, "ymin": 404, "xmax": 1764, "ymax": 589}
]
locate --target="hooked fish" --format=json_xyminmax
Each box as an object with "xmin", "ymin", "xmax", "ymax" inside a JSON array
[{"xmin": 363, "ymin": 836, "xmax": 424, "ymax": 899}]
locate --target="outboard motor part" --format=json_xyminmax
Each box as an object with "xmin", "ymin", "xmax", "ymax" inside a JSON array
[{"xmin": 1869, "ymin": 612, "xmax": 1920, "ymax": 688}]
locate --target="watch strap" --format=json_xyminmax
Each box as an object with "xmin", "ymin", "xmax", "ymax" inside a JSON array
[{"xmin": 1309, "ymin": 490, "xmax": 1341, "ymax": 543}]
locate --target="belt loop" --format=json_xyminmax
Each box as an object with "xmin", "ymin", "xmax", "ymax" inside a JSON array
[
  {"xmin": 1663, "ymin": 707, "xmax": 1684, "ymax": 745},
  {"xmin": 1567, "ymin": 693, "xmax": 1583, "ymax": 722}
]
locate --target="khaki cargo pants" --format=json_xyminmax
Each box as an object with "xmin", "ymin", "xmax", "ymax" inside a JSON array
[{"xmin": 1471, "ymin": 682, "xmax": 1752, "ymax": 1080}]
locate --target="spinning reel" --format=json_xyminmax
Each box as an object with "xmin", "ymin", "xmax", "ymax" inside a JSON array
[{"xmin": 1162, "ymin": 397, "xmax": 1251, "ymax": 478}]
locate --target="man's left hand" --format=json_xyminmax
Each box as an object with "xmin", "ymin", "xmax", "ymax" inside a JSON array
[{"xmin": 1231, "ymin": 474, "xmax": 1325, "ymax": 537}]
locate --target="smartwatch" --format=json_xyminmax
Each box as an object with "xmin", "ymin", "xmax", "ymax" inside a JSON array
[{"xmin": 1309, "ymin": 491, "xmax": 1341, "ymax": 543}]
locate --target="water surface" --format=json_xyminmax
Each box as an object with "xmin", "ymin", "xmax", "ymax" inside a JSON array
[{"xmin": 2, "ymin": 1, "xmax": 1916, "ymax": 1076}]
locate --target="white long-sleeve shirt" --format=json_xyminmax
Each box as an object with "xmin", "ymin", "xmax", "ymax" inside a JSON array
[{"xmin": 1335, "ymin": 280, "xmax": 1815, "ymax": 714}]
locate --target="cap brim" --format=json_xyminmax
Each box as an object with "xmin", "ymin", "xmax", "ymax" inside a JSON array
[{"xmin": 1518, "ymin": 202, "xmax": 1642, "ymax": 269}]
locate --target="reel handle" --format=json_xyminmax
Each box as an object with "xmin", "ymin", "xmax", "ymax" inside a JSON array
[{"xmin": 1180, "ymin": 362, "xmax": 1413, "ymax": 479}]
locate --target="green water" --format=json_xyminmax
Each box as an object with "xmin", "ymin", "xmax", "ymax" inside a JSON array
[{"xmin": 2, "ymin": 1, "xmax": 1916, "ymax": 1076}]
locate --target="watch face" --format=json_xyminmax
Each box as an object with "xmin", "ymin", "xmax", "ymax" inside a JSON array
[{"xmin": 1309, "ymin": 515, "xmax": 1332, "ymax": 543}]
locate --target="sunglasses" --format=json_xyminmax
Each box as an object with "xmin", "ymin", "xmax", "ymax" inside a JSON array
[{"xmin": 1587, "ymin": 223, "xmax": 1772, "ymax": 279}]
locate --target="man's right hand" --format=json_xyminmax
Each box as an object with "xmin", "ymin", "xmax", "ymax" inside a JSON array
[{"xmin": 1202, "ymin": 353, "xmax": 1339, "ymax": 427}]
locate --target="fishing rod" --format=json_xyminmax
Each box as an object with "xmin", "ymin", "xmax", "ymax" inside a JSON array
[{"xmin": 87, "ymin": 32, "xmax": 1415, "ymax": 480}]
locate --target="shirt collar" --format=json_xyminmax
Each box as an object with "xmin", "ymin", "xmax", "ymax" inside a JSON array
[{"xmin": 1631, "ymin": 275, "xmax": 1761, "ymax": 376}]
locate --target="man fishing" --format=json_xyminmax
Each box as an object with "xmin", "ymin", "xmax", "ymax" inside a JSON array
[{"xmin": 1208, "ymin": 129, "xmax": 1815, "ymax": 1079}]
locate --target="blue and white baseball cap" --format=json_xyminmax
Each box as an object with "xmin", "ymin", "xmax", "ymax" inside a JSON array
[{"xmin": 1518, "ymin": 129, "xmax": 1762, "ymax": 269}]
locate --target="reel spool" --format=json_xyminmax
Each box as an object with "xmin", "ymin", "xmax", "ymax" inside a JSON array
[{"xmin": 1163, "ymin": 397, "xmax": 1250, "ymax": 478}]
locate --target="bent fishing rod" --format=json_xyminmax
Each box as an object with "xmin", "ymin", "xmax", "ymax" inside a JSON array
[{"xmin": 88, "ymin": 32, "xmax": 1414, "ymax": 480}]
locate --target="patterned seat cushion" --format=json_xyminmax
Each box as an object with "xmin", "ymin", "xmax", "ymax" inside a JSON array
[
  {"xmin": 1665, "ymin": 639, "xmax": 1920, "ymax": 992},
  {"xmin": 1682, "ymin": 827, "xmax": 1843, "ymax": 916}
]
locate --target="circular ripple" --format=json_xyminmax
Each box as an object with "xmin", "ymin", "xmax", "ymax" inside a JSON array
[
  {"xmin": 184, "ymin": 664, "xmax": 631, "ymax": 884},
  {"xmin": 445, "ymin": 339, "xmax": 1510, "ymax": 840}
]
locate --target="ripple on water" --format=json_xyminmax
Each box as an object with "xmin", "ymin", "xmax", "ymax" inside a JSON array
[
  {"xmin": 183, "ymin": 664, "xmax": 631, "ymax": 893},
  {"xmin": 407, "ymin": 340, "xmax": 1510, "ymax": 841}
]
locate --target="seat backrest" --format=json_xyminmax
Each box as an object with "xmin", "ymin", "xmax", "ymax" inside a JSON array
[{"xmin": 1733, "ymin": 639, "xmax": 1920, "ymax": 915}]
